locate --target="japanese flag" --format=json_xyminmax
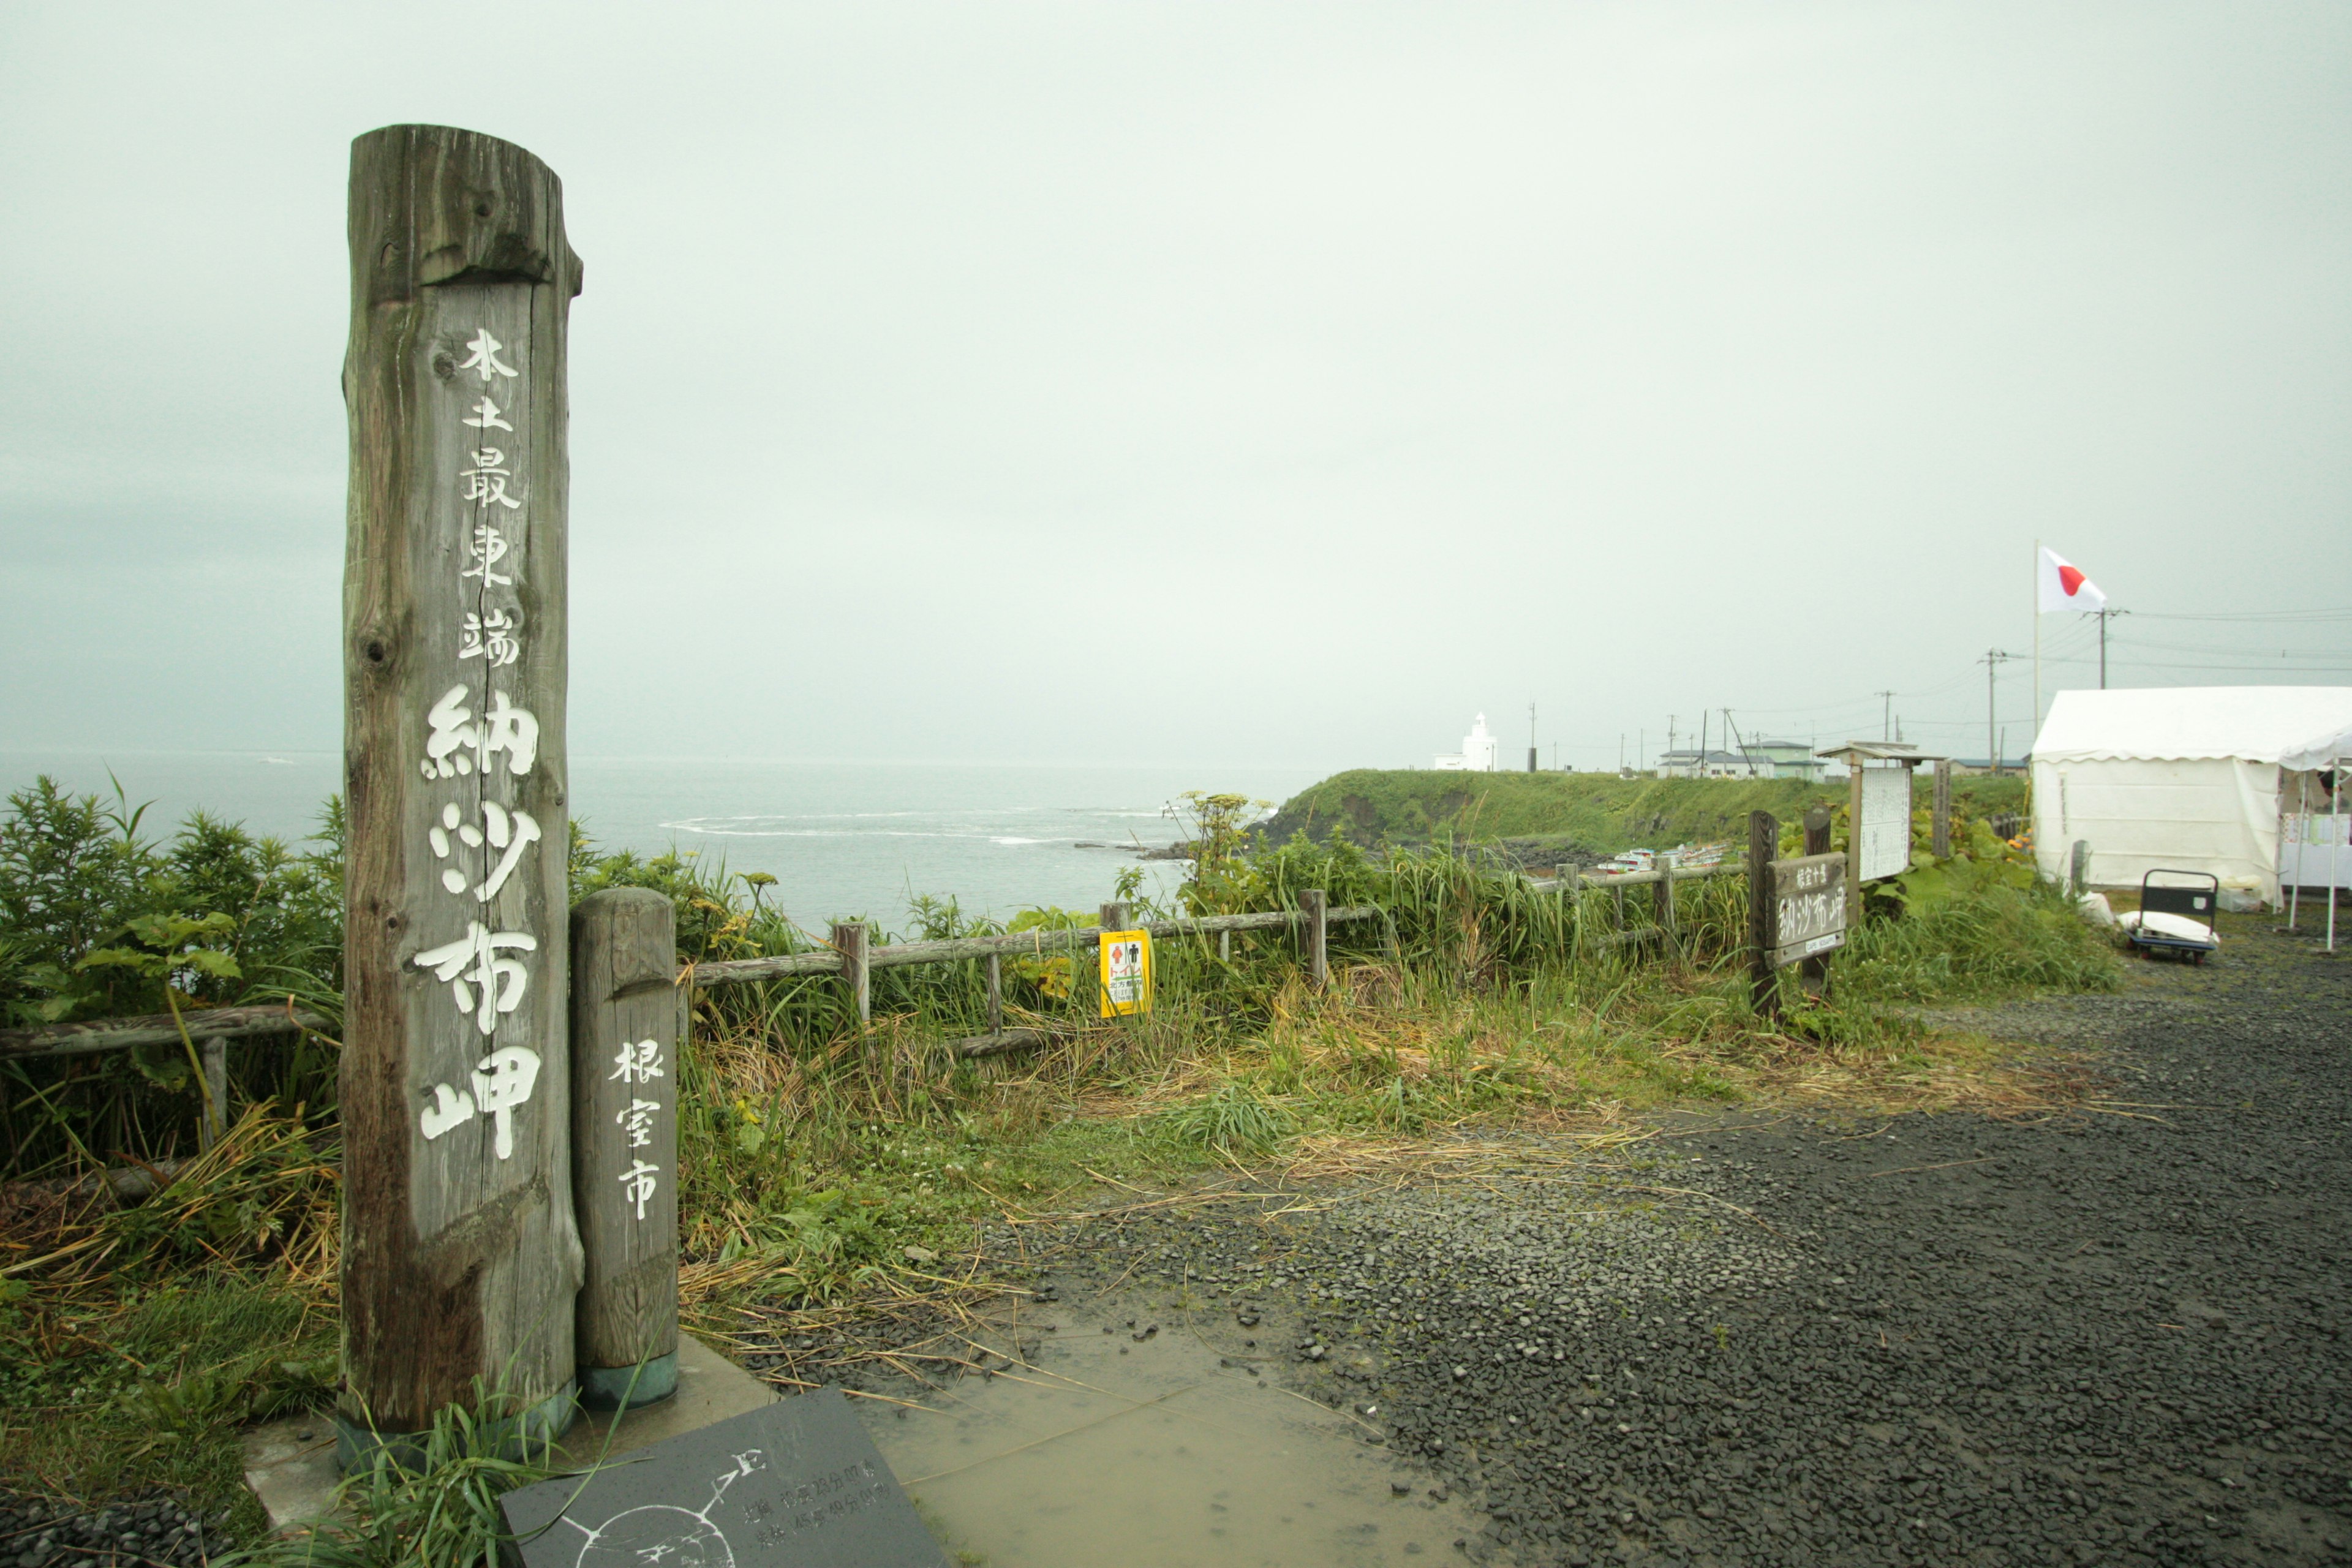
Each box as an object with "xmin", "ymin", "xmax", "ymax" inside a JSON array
[{"xmin": 2037, "ymin": 546, "xmax": 2107, "ymax": 614}]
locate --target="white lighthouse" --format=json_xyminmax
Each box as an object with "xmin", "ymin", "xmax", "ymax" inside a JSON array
[{"xmin": 1433, "ymin": 714, "xmax": 1500, "ymax": 772}]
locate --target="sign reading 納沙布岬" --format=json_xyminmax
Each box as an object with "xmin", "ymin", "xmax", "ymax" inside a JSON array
[
  {"xmin": 341, "ymin": 123, "xmax": 582, "ymax": 1455},
  {"xmin": 1855, "ymin": 769, "xmax": 1913, "ymax": 884},
  {"xmin": 1099, "ymin": 930, "xmax": 1153, "ymax": 1018},
  {"xmin": 410, "ymin": 325, "xmax": 550, "ymax": 1155},
  {"xmin": 1769, "ymin": 853, "xmax": 1849, "ymax": 968}
]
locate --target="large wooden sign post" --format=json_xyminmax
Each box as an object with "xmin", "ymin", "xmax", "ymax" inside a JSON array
[{"xmin": 341, "ymin": 124, "xmax": 584, "ymax": 1464}]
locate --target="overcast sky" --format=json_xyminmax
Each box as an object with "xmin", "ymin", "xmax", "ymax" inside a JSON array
[{"xmin": 3, "ymin": 2, "xmax": 2346, "ymax": 772}]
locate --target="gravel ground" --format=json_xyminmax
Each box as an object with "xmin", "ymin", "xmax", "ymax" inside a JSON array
[
  {"xmin": 0, "ymin": 1491, "xmax": 224, "ymax": 1567},
  {"xmin": 1041, "ymin": 920, "xmax": 2351, "ymax": 1566}
]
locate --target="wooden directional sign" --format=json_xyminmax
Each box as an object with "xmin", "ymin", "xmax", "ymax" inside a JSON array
[
  {"xmin": 1770, "ymin": 852, "xmax": 1849, "ymax": 968},
  {"xmin": 499, "ymin": 1389, "xmax": 946, "ymax": 1567}
]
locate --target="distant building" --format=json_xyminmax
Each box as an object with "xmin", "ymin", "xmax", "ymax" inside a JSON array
[
  {"xmin": 1654, "ymin": 748, "xmax": 1748, "ymax": 779},
  {"xmin": 1434, "ymin": 713, "xmax": 1501, "ymax": 772},
  {"xmin": 1741, "ymin": 739, "xmax": 1828, "ymax": 782},
  {"xmin": 1653, "ymin": 740, "xmax": 1826, "ymax": 781}
]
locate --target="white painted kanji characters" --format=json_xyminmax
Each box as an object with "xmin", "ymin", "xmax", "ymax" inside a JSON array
[
  {"xmin": 459, "ymin": 328, "xmax": 517, "ymax": 383},
  {"xmin": 616, "ymin": 1097, "xmax": 660, "ymax": 1148},
  {"xmin": 416, "ymin": 1045, "xmax": 543, "ymax": 1159},
  {"xmin": 617, "ymin": 1158, "xmax": 661, "ymax": 1221},
  {"xmin": 413, "ymin": 919, "xmax": 538, "ymax": 1035},
  {"xmin": 458, "ymin": 607, "xmax": 521, "ymax": 666},
  {"xmin": 464, "ymin": 396, "xmax": 513, "ymax": 432},
  {"xmin": 609, "ymin": 1038, "xmax": 666, "ymax": 1085},
  {"xmin": 461, "ymin": 448, "xmax": 523, "ymax": 511},
  {"xmin": 427, "ymin": 801, "xmax": 543, "ymax": 902},
  {"xmin": 464, "ymin": 522, "xmax": 514, "ymax": 587},
  {"xmin": 420, "ymin": 1080, "xmax": 475, "ymax": 1140},
  {"xmin": 469, "ymin": 1045, "xmax": 541, "ymax": 1159},
  {"xmin": 420, "ymin": 685, "xmax": 540, "ymax": 779}
]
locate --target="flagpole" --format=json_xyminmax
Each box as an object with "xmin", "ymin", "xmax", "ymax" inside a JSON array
[{"xmin": 2031, "ymin": 538, "xmax": 2041, "ymax": 732}]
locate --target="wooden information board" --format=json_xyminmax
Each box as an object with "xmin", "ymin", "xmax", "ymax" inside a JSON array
[{"xmin": 1770, "ymin": 852, "xmax": 1849, "ymax": 968}]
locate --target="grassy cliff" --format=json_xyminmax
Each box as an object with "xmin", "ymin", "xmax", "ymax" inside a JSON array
[{"xmin": 1261, "ymin": 767, "xmax": 2027, "ymax": 859}]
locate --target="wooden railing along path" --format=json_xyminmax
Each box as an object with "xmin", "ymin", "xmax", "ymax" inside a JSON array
[{"xmin": 0, "ymin": 859, "xmax": 1747, "ymax": 1082}]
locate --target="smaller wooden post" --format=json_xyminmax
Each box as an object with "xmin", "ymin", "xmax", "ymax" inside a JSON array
[
  {"xmin": 2070, "ymin": 840, "xmax": 2091, "ymax": 897},
  {"xmin": 1931, "ymin": 760, "xmax": 1953, "ymax": 859},
  {"xmin": 196, "ymin": 1038, "xmax": 228, "ymax": 1151},
  {"xmin": 1846, "ymin": 761, "xmax": 1867, "ymax": 919},
  {"xmin": 1218, "ymin": 929, "xmax": 1233, "ymax": 963},
  {"xmin": 1099, "ymin": 902, "xmax": 1130, "ymax": 934},
  {"xmin": 1800, "ymin": 807, "xmax": 1833, "ymax": 995},
  {"xmin": 1747, "ymin": 812, "xmax": 1780, "ymax": 1016},
  {"xmin": 985, "ymin": 953, "xmax": 1003, "ymax": 1035},
  {"xmin": 1299, "ymin": 889, "xmax": 1329, "ymax": 989},
  {"xmin": 571, "ymin": 888, "xmax": 679, "ymax": 1411},
  {"xmin": 1653, "ymin": 852, "xmax": 1679, "ymax": 951},
  {"xmin": 831, "ymin": 921, "xmax": 870, "ymax": 1025}
]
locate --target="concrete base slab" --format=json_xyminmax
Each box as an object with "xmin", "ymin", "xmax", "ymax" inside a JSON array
[
  {"xmin": 240, "ymin": 1334, "xmax": 775, "ymax": 1532},
  {"xmin": 554, "ymin": 1333, "xmax": 775, "ymax": 1466}
]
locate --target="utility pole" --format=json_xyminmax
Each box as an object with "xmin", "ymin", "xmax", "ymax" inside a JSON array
[
  {"xmin": 1723, "ymin": 708, "xmax": 1752, "ymax": 775},
  {"xmin": 1528, "ymin": 700, "xmax": 1539, "ymax": 773},
  {"xmin": 2098, "ymin": 607, "xmax": 2111, "ymax": 689},
  {"xmin": 1981, "ymin": 650, "xmax": 2012, "ymax": 774},
  {"xmin": 1875, "ymin": 690, "xmax": 1896, "ymax": 742},
  {"xmin": 1698, "ymin": 710, "xmax": 1709, "ymax": 777}
]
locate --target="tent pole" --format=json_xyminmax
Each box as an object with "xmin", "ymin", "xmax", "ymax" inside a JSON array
[
  {"xmin": 2289, "ymin": 772, "xmax": 2306, "ymax": 929},
  {"xmin": 2329, "ymin": 764, "xmax": 2340, "ymax": 954}
]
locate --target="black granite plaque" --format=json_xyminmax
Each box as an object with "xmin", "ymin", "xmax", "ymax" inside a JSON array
[{"xmin": 499, "ymin": 1389, "xmax": 945, "ymax": 1568}]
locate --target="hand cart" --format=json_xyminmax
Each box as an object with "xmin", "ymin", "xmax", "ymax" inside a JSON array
[{"xmin": 2121, "ymin": 869, "xmax": 2221, "ymax": 963}]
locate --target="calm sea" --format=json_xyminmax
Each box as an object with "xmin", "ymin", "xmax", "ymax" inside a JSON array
[{"xmin": 0, "ymin": 750, "xmax": 1321, "ymax": 933}]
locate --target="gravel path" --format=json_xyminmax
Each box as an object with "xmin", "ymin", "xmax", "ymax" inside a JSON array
[
  {"xmin": 0, "ymin": 1490, "xmax": 223, "ymax": 1567},
  {"xmin": 1047, "ymin": 921, "xmax": 2351, "ymax": 1566}
]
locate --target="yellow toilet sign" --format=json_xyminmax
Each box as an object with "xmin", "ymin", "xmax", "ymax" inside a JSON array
[{"xmin": 1099, "ymin": 929, "xmax": 1153, "ymax": 1017}]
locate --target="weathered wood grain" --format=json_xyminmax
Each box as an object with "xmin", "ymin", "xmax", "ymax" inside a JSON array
[
  {"xmin": 1747, "ymin": 812, "xmax": 1779, "ymax": 1014},
  {"xmin": 831, "ymin": 922, "xmax": 870, "ymax": 1024},
  {"xmin": 1932, "ymin": 759, "xmax": 1953, "ymax": 859},
  {"xmin": 1299, "ymin": 890, "xmax": 1329, "ymax": 988},
  {"xmin": 1800, "ymin": 807, "xmax": 1834, "ymax": 995},
  {"xmin": 0, "ymin": 1003, "xmax": 330, "ymax": 1060},
  {"xmin": 341, "ymin": 123, "xmax": 583, "ymax": 1458},
  {"xmin": 570, "ymin": 889, "xmax": 678, "ymax": 1409}
]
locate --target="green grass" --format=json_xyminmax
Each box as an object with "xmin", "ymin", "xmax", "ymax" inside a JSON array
[
  {"xmin": 1261, "ymin": 767, "xmax": 2027, "ymax": 853},
  {"xmin": 1, "ymin": 772, "xmax": 2111, "ymax": 1551},
  {"xmin": 0, "ymin": 1277, "xmax": 334, "ymax": 1532}
]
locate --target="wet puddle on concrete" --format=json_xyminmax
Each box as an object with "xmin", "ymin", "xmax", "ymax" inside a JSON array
[{"xmin": 858, "ymin": 1284, "xmax": 1494, "ymax": 1567}]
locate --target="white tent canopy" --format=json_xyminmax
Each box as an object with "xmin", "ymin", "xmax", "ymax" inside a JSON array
[
  {"xmin": 2281, "ymin": 723, "xmax": 2352, "ymax": 772},
  {"xmin": 2030, "ymin": 687, "xmax": 2352, "ymax": 898}
]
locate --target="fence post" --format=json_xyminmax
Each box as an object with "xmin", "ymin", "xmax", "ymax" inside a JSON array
[
  {"xmin": 570, "ymin": 888, "xmax": 679, "ymax": 1412},
  {"xmin": 1653, "ymin": 852, "xmax": 1679, "ymax": 952},
  {"xmin": 1932, "ymin": 759, "xmax": 1953, "ymax": 859},
  {"xmin": 1846, "ymin": 761, "xmax": 1867, "ymax": 921},
  {"xmin": 197, "ymin": 1038, "xmax": 228, "ymax": 1151},
  {"xmin": 1748, "ymin": 812, "xmax": 1780, "ymax": 1016},
  {"xmin": 339, "ymin": 124, "xmax": 584, "ymax": 1465},
  {"xmin": 2070, "ymin": 840, "xmax": 2091, "ymax": 897},
  {"xmin": 1299, "ymin": 889, "xmax": 1329, "ymax": 989},
  {"xmin": 985, "ymin": 953, "xmax": 1003, "ymax": 1035},
  {"xmin": 1800, "ymin": 807, "xmax": 1833, "ymax": 996},
  {"xmin": 830, "ymin": 922, "xmax": 870, "ymax": 1025}
]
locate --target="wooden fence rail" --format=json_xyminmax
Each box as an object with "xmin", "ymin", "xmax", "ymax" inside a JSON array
[
  {"xmin": 687, "ymin": 904, "xmax": 1384, "ymax": 989},
  {"xmin": 0, "ymin": 865, "xmax": 1748, "ymax": 1065}
]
